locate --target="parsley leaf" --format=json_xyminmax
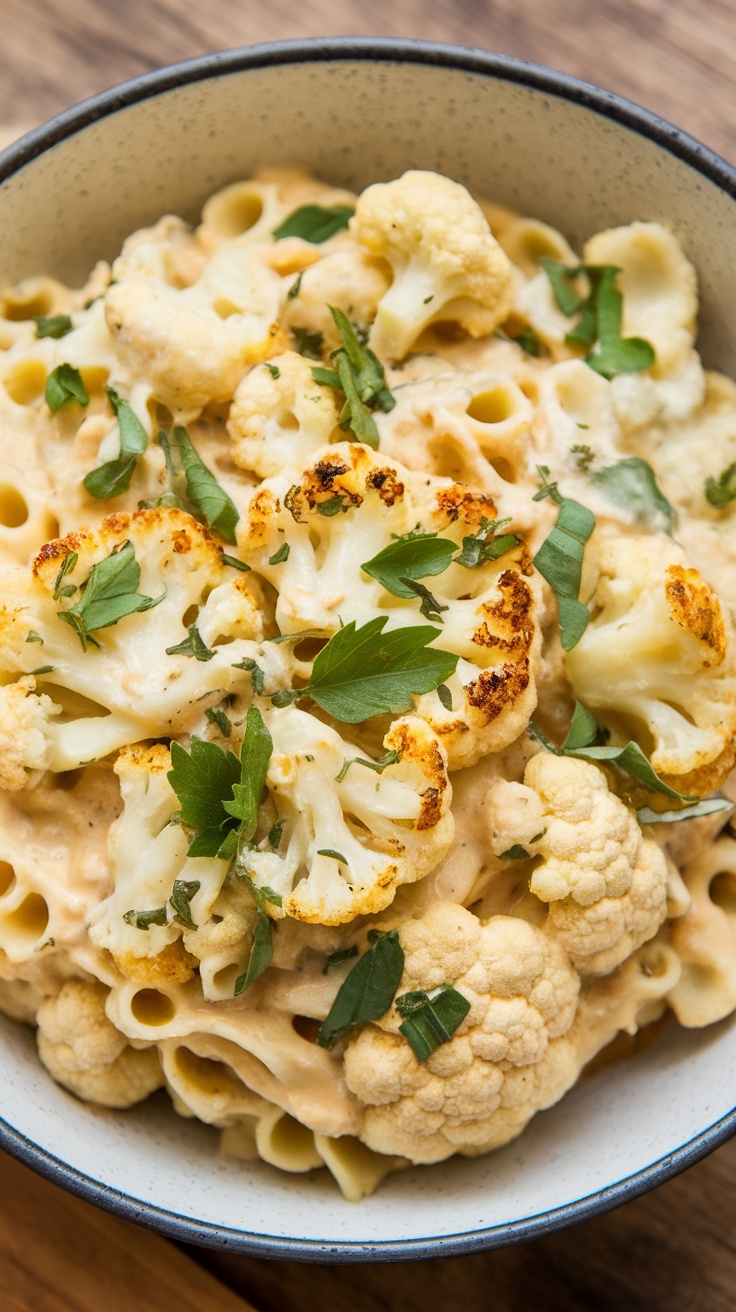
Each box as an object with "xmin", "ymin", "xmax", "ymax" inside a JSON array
[
  {"xmin": 221, "ymin": 705, "xmax": 273, "ymax": 844},
  {"xmin": 168, "ymin": 735, "xmax": 241, "ymax": 857},
  {"xmin": 532, "ymin": 477, "xmax": 595, "ymax": 651},
  {"xmin": 361, "ymin": 533, "xmax": 455, "ymax": 598},
  {"xmin": 25, "ymin": 631, "xmax": 44, "ymax": 644},
  {"xmin": 455, "ymin": 517, "xmax": 521, "ymax": 568},
  {"xmin": 234, "ymin": 905, "xmax": 274, "ymax": 994},
  {"xmin": 292, "ymin": 326, "xmax": 324, "ymax": 360},
  {"xmin": 45, "ymin": 364, "xmax": 89, "ymax": 413},
  {"xmin": 540, "ymin": 260, "xmax": 655, "ymax": 379},
  {"xmin": 52, "ymin": 551, "xmax": 78, "ymax": 599},
  {"xmin": 705, "ymin": 462, "xmax": 736, "ymax": 510},
  {"xmin": 317, "ymin": 929, "xmax": 404, "ymax": 1049},
  {"xmin": 268, "ymin": 819, "xmax": 285, "ymax": 850},
  {"xmin": 396, "ymin": 985, "xmax": 470, "ymax": 1061},
  {"xmin": 268, "ymin": 542, "xmax": 290, "ymax": 565},
  {"xmin": 83, "ymin": 386, "xmax": 149, "ymax": 499},
  {"xmin": 206, "ymin": 706, "xmax": 233, "ymax": 737},
  {"xmin": 166, "ymin": 624, "xmax": 215, "ymax": 662},
  {"xmin": 264, "ymin": 362, "xmax": 281, "ymax": 380},
  {"xmin": 56, "ymin": 540, "xmax": 164, "ymax": 652},
  {"xmin": 221, "ymin": 553, "xmax": 250, "ymax": 572},
  {"xmin": 400, "ymin": 578, "xmax": 448, "ymax": 622},
  {"xmin": 316, "ymin": 493, "xmax": 352, "ymax": 516},
  {"xmin": 271, "ymin": 616, "xmax": 458, "ymax": 723},
  {"xmin": 171, "ymin": 426, "xmax": 239, "ymax": 544},
  {"xmin": 169, "ymin": 878, "xmax": 200, "ymax": 929},
  {"xmin": 511, "ymin": 326, "xmax": 541, "ymax": 356},
  {"xmin": 592, "ymin": 457, "xmax": 675, "ymax": 533},
  {"xmin": 34, "ymin": 314, "xmax": 73, "ymax": 339},
  {"xmin": 314, "ymin": 306, "xmax": 395, "ymax": 449},
  {"xmin": 273, "ymin": 204, "xmax": 355, "ymax": 243},
  {"xmin": 233, "ymin": 657, "xmax": 265, "ymax": 695}
]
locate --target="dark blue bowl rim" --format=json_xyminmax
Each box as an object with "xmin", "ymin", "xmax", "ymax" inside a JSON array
[{"xmin": 1, "ymin": 35, "xmax": 736, "ymax": 1264}]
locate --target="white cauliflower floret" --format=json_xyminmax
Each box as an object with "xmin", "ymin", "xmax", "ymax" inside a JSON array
[
  {"xmin": 488, "ymin": 754, "xmax": 669, "ymax": 975},
  {"xmin": 353, "ymin": 171, "xmax": 512, "ymax": 363},
  {"xmin": 343, "ymin": 902, "xmax": 580, "ymax": 1163},
  {"xmin": 36, "ymin": 978, "xmax": 163, "ymax": 1108},
  {"xmin": 0, "ymin": 507, "xmax": 281, "ymax": 771},
  {"xmin": 239, "ymin": 443, "xmax": 540, "ymax": 769},
  {"xmin": 565, "ymin": 533, "xmax": 736, "ymax": 792},
  {"xmin": 227, "ymin": 351, "xmax": 340, "ymax": 479},
  {"xmin": 247, "ymin": 707, "xmax": 454, "ymax": 924},
  {"xmin": 0, "ymin": 676, "xmax": 60, "ymax": 789},
  {"xmin": 105, "ymin": 242, "xmax": 284, "ymax": 418}
]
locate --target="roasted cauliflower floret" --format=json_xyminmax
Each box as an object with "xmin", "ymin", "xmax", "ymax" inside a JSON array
[
  {"xmin": 343, "ymin": 903, "xmax": 580, "ymax": 1163},
  {"xmin": 0, "ymin": 676, "xmax": 60, "ymax": 789},
  {"xmin": 227, "ymin": 351, "xmax": 340, "ymax": 479},
  {"xmin": 488, "ymin": 754, "xmax": 669, "ymax": 975},
  {"xmin": 105, "ymin": 242, "xmax": 283, "ymax": 418},
  {"xmin": 238, "ymin": 443, "xmax": 540, "ymax": 769},
  {"xmin": 246, "ymin": 707, "xmax": 454, "ymax": 924},
  {"xmin": 565, "ymin": 534, "xmax": 736, "ymax": 791},
  {"xmin": 0, "ymin": 507, "xmax": 277, "ymax": 771},
  {"xmin": 353, "ymin": 171, "xmax": 513, "ymax": 363},
  {"xmin": 36, "ymin": 978, "xmax": 163, "ymax": 1108}
]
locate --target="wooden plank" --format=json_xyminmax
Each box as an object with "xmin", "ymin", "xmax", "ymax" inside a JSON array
[{"xmin": 0, "ymin": 1148, "xmax": 258, "ymax": 1312}]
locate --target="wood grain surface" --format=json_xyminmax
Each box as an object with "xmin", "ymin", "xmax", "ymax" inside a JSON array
[{"xmin": 2, "ymin": 2, "xmax": 736, "ymax": 1309}]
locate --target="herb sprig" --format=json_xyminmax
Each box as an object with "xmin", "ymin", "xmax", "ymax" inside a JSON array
[
  {"xmin": 311, "ymin": 306, "xmax": 395, "ymax": 448},
  {"xmin": 540, "ymin": 259, "xmax": 655, "ymax": 379},
  {"xmin": 45, "ymin": 364, "xmax": 89, "ymax": 413},
  {"xmin": 56, "ymin": 540, "xmax": 164, "ymax": 651},
  {"xmin": 395, "ymin": 985, "xmax": 470, "ymax": 1061}
]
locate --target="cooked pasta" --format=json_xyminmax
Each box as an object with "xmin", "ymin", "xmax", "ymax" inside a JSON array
[{"xmin": 1, "ymin": 166, "xmax": 735, "ymax": 1201}]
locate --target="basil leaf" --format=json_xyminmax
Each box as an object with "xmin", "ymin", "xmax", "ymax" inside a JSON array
[
  {"xmin": 222, "ymin": 706, "xmax": 273, "ymax": 843},
  {"xmin": 57, "ymin": 540, "xmax": 163, "ymax": 651},
  {"xmin": 317, "ymin": 929, "xmax": 404, "ymax": 1049},
  {"xmin": 335, "ymin": 749, "xmax": 399, "ymax": 782},
  {"xmin": 292, "ymin": 327, "xmax": 324, "ymax": 360},
  {"xmin": 205, "ymin": 706, "xmax": 232, "ymax": 737},
  {"xmin": 705, "ymin": 463, "xmax": 736, "ymax": 510},
  {"xmin": 122, "ymin": 906, "xmax": 168, "ymax": 930},
  {"xmin": 322, "ymin": 946, "xmax": 359, "ymax": 974},
  {"xmin": 532, "ymin": 496, "xmax": 595, "ymax": 650},
  {"xmin": 169, "ymin": 878, "xmax": 200, "ymax": 930},
  {"xmin": 166, "ymin": 624, "xmax": 215, "ymax": 662},
  {"xmin": 455, "ymin": 517, "xmax": 521, "ymax": 568},
  {"xmin": 34, "ymin": 314, "xmax": 73, "ymax": 339},
  {"xmin": 396, "ymin": 985, "xmax": 470, "ymax": 1061},
  {"xmin": 592, "ymin": 457, "xmax": 675, "ymax": 533},
  {"xmin": 172, "ymin": 426, "xmax": 239, "ymax": 544},
  {"xmin": 277, "ymin": 616, "xmax": 459, "ymax": 723},
  {"xmin": 45, "ymin": 364, "xmax": 89, "ymax": 413},
  {"xmin": 268, "ymin": 542, "xmax": 290, "ymax": 565},
  {"xmin": 637, "ymin": 798, "xmax": 733, "ymax": 825},
  {"xmin": 361, "ymin": 534, "xmax": 455, "ymax": 599},
  {"xmin": 234, "ymin": 908, "xmax": 273, "ymax": 994},
  {"xmin": 273, "ymin": 204, "xmax": 355, "ymax": 243}
]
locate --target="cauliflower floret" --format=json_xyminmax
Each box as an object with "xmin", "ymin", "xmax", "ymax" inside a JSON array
[
  {"xmin": 353, "ymin": 171, "xmax": 512, "ymax": 363},
  {"xmin": 247, "ymin": 707, "xmax": 454, "ymax": 924},
  {"xmin": 488, "ymin": 754, "xmax": 669, "ymax": 975},
  {"xmin": 105, "ymin": 242, "xmax": 284, "ymax": 419},
  {"xmin": 36, "ymin": 978, "xmax": 163, "ymax": 1108},
  {"xmin": 238, "ymin": 443, "xmax": 540, "ymax": 769},
  {"xmin": 0, "ymin": 507, "xmax": 284, "ymax": 771},
  {"xmin": 565, "ymin": 533, "xmax": 736, "ymax": 792},
  {"xmin": 343, "ymin": 902, "xmax": 580, "ymax": 1163},
  {"xmin": 280, "ymin": 247, "xmax": 391, "ymax": 352},
  {"xmin": 227, "ymin": 351, "xmax": 340, "ymax": 479},
  {"xmin": 0, "ymin": 676, "xmax": 60, "ymax": 789}
]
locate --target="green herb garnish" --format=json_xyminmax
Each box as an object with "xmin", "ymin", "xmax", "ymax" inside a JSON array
[
  {"xmin": 172, "ymin": 426, "xmax": 239, "ymax": 544},
  {"xmin": 361, "ymin": 532, "xmax": 455, "ymax": 598},
  {"xmin": 268, "ymin": 542, "xmax": 290, "ymax": 565},
  {"xmin": 273, "ymin": 204, "xmax": 355, "ymax": 244},
  {"xmin": 317, "ymin": 929, "xmax": 404, "ymax": 1049},
  {"xmin": 592, "ymin": 457, "xmax": 675, "ymax": 533},
  {"xmin": 45, "ymin": 364, "xmax": 89, "ymax": 413},
  {"xmin": 455, "ymin": 517, "xmax": 521, "ymax": 568},
  {"xmin": 166, "ymin": 624, "xmax": 215, "ymax": 662},
  {"xmin": 571, "ymin": 444, "xmax": 595, "ymax": 471},
  {"xmin": 169, "ymin": 878, "xmax": 200, "ymax": 930},
  {"xmin": 637, "ymin": 798, "xmax": 733, "ymax": 825},
  {"xmin": 264, "ymin": 362, "xmax": 281, "ymax": 380},
  {"xmin": 34, "ymin": 314, "xmax": 73, "ymax": 339},
  {"xmin": 56, "ymin": 540, "xmax": 163, "ymax": 652},
  {"xmin": 335, "ymin": 748, "xmax": 399, "ymax": 783},
  {"xmin": 83, "ymin": 386, "xmax": 149, "ymax": 499},
  {"xmin": 705, "ymin": 462, "xmax": 736, "ymax": 510},
  {"xmin": 511, "ymin": 327, "xmax": 540, "ymax": 356},
  {"xmin": 292, "ymin": 327, "xmax": 324, "ymax": 360},
  {"xmin": 221, "ymin": 554, "xmax": 251, "ymax": 572},
  {"xmin": 233, "ymin": 657, "xmax": 265, "ymax": 695},
  {"xmin": 312, "ymin": 306, "xmax": 395, "ymax": 449},
  {"xmin": 540, "ymin": 259, "xmax": 655, "ymax": 379},
  {"xmin": 268, "ymin": 819, "xmax": 285, "ymax": 849},
  {"xmin": 532, "ymin": 472, "xmax": 595, "ymax": 651},
  {"xmin": 233, "ymin": 880, "xmax": 282, "ymax": 996},
  {"xmin": 122, "ymin": 906, "xmax": 168, "ymax": 930},
  {"xmin": 25, "ymin": 631, "xmax": 44, "ymax": 644},
  {"xmin": 395, "ymin": 985, "xmax": 470, "ymax": 1061},
  {"xmin": 270, "ymin": 615, "xmax": 458, "ymax": 723},
  {"xmin": 205, "ymin": 706, "xmax": 233, "ymax": 738},
  {"xmin": 499, "ymin": 844, "xmax": 532, "ymax": 860}
]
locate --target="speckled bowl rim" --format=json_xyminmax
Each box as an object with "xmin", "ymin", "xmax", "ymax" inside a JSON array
[{"xmin": 1, "ymin": 36, "xmax": 736, "ymax": 1264}]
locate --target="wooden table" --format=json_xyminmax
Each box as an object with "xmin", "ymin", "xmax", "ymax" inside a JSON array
[{"xmin": 2, "ymin": 2, "xmax": 736, "ymax": 1308}]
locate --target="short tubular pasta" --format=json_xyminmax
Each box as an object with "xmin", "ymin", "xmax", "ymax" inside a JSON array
[{"xmin": 0, "ymin": 165, "xmax": 735, "ymax": 1201}]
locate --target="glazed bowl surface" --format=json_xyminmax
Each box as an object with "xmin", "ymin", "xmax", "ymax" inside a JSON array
[{"xmin": 1, "ymin": 38, "xmax": 735, "ymax": 1261}]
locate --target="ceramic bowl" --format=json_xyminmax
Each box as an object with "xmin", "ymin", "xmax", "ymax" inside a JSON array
[{"xmin": 1, "ymin": 38, "xmax": 736, "ymax": 1262}]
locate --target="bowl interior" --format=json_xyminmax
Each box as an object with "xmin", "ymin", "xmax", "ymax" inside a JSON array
[{"xmin": 1, "ymin": 44, "xmax": 736, "ymax": 1258}]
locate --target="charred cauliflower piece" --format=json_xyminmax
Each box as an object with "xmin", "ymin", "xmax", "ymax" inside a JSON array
[
  {"xmin": 36, "ymin": 978, "xmax": 163, "ymax": 1108},
  {"xmin": 353, "ymin": 171, "xmax": 513, "ymax": 363},
  {"xmin": 246, "ymin": 707, "xmax": 454, "ymax": 924},
  {"xmin": 343, "ymin": 902, "xmax": 580, "ymax": 1163},
  {"xmin": 488, "ymin": 754, "xmax": 669, "ymax": 975},
  {"xmin": 0, "ymin": 507, "xmax": 276, "ymax": 773},
  {"xmin": 565, "ymin": 534, "xmax": 736, "ymax": 792},
  {"xmin": 238, "ymin": 443, "xmax": 540, "ymax": 769}
]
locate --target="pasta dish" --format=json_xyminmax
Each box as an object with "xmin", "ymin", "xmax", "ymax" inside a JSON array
[{"xmin": 0, "ymin": 167, "xmax": 735, "ymax": 1201}]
